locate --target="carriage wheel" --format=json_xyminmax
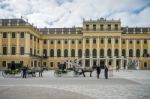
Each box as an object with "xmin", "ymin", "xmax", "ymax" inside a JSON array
[{"xmin": 2, "ymin": 71, "xmax": 9, "ymax": 78}]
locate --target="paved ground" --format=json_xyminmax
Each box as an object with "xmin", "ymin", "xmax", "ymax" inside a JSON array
[{"xmin": 0, "ymin": 70, "xmax": 150, "ymax": 99}]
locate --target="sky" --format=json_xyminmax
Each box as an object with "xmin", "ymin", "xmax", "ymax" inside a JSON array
[{"xmin": 0, "ymin": 0, "xmax": 150, "ymax": 28}]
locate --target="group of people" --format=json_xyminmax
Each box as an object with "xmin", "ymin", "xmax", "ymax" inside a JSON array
[{"xmin": 96, "ymin": 64, "xmax": 108, "ymax": 79}]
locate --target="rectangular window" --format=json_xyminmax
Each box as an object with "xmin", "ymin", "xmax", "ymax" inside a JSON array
[
  {"xmin": 115, "ymin": 39, "xmax": 118, "ymax": 44},
  {"xmin": 20, "ymin": 32, "xmax": 24, "ymax": 38},
  {"xmin": 93, "ymin": 38, "xmax": 96, "ymax": 44},
  {"xmin": 93, "ymin": 24, "xmax": 96, "ymax": 31},
  {"xmin": 43, "ymin": 49, "xmax": 47, "ymax": 57},
  {"xmin": 86, "ymin": 39, "xmax": 89, "ymax": 44},
  {"xmin": 44, "ymin": 40, "xmax": 47, "ymax": 44},
  {"xmin": 86, "ymin": 24, "xmax": 89, "ymax": 31},
  {"xmin": 129, "ymin": 40, "xmax": 133, "ymax": 44},
  {"xmin": 20, "ymin": 47, "xmax": 24, "ymax": 55},
  {"xmin": 122, "ymin": 40, "xmax": 125, "ymax": 44},
  {"xmin": 51, "ymin": 40, "xmax": 54, "ymax": 44},
  {"xmin": 108, "ymin": 24, "xmax": 111, "ymax": 31},
  {"xmin": 12, "ymin": 47, "xmax": 16, "ymax": 55},
  {"xmin": 65, "ymin": 40, "xmax": 68, "ymax": 44},
  {"xmin": 50, "ymin": 62, "xmax": 53, "ymax": 67},
  {"xmin": 12, "ymin": 32, "xmax": 16, "ymax": 38},
  {"xmin": 57, "ymin": 40, "xmax": 61, "ymax": 44},
  {"xmin": 34, "ymin": 36, "xmax": 36, "ymax": 41},
  {"xmin": 3, "ymin": 47, "xmax": 7, "ymax": 55},
  {"xmin": 144, "ymin": 39, "xmax": 147, "ymax": 44},
  {"xmin": 30, "ymin": 34, "xmax": 32, "ymax": 40},
  {"xmin": 38, "ymin": 38, "xmax": 39, "ymax": 43},
  {"xmin": 3, "ymin": 32, "xmax": 7, "ymax": 38},
  {"xmin": 34, "ymin": 49, "xmax": 36, "ymax": 55},
  {"xmin": 2, "ymin": 61, "xmax": 6, "ymax": 67},
  {"xmin": 72, "ymin": 40, "xmax": 74, "ymax": 44},
  {"xmin": 100, "ymin": 24, "xmax": 103, "ymax": 31},
  {"xmin": 115, "ymin": 24, "xmax": 118, "ymax": 30},
  {"xmin": 43, "ymin": 62, "xmax": 46, "ymax": 66},
  {"xmin": 30, "ymin": 48, "xmax": 32, "ymax": 55},
  {"xmin": 79, "ymin": 40, "xmax": 82, "ymax": 44},
  {"xmin": 101, "ymin": 39, "xmax": 104, "ymax": 44}
]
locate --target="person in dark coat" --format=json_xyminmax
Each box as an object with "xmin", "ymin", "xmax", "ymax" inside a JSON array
[
  {"xmin": 104, "ymin": 65, "xmax": 108, "ymax": 79},
  {"xmin": 39, "ymin": 67, "xmax": 43, "ymax": 77},
  {"xmin": 22, "ymin": 66, "xmax": 27, "ymax": 78},
  {"xmin": 96, "ymin": 64, "xmax": 100, "ymax": 79}
]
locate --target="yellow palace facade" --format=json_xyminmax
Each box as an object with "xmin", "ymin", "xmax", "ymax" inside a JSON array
[{"xmin": 0, "ymin": 18, "xmax": 150, "ymax": 70}]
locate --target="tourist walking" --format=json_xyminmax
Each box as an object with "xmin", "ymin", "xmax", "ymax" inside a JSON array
[
  {"xmin": 104, "ymin": 65, "xmax": 108, "ymax": 79},
  {"xmin": 96, "ymin": 64, "xmax": 100, "ymax": 79}
]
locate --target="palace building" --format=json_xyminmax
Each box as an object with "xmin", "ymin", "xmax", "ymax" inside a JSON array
[{"xmin": 0, "ymin": 18, "xmax": 150, "ymax": 70}]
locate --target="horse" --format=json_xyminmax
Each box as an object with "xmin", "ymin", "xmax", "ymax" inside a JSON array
[
  {"xmin": 27, "ymin": 67, "xmax": 48, "ymax": 77},
  {"xmin": 73, "ymin": 65, "xmax": 96, "ymax": 77}
]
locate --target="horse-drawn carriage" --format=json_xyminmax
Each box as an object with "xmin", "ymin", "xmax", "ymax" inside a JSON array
[
  {"xmin": 54, "ymin": 63, "xmax": 95, "ymax": 77},
  {"xmin": 2, "ymin": 63, "xmax": 22, "ymax": 78}
]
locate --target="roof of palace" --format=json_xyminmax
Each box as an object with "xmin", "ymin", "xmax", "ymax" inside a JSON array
[{"xmin": 0, "ymin": 18, "xmax": 149, "ymax": 34}]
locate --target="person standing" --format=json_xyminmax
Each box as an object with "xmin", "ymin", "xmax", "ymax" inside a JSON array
[
  {"xmin": 22, "ymin": 66, "xmax": 27, "ymax": 78},
  {"xmin": 96, "ymin": 64, "xmax": 100, "ymax": 79},
  {"xmin": 104, "ymin": 65, "xmax": 108, "ymax": 79}
]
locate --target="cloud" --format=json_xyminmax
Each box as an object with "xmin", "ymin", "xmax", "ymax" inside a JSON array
[{"xmin": 0, "ymin": 0, "xmax": 150, "ymax": 27}]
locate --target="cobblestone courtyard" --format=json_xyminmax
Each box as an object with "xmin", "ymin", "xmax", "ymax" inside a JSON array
[{"xmin": 0, "ymin": 70, "xmax": 150, "ymax": 99}]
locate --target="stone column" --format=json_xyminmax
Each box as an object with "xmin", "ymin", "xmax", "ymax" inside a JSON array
[
  {"xmin": 133, "ymin": 39, "xmax": 136, "ymax": 58},
  {"xmin": 126, "ymin": 39, "xmax": 129, "ymax": 70},
  {"xmin": 75, "ymin": 39, "xmax": 78, "ymax": 58},
  {"xmin": 54, "ymin": 40, "xmax": 57, "ymax": 57},
  {"xmin": 97, "ymin": 37, "xmax": 99, "ymax": 65},
  {"xmin": 104, "ymin": 37, "xmax": 107, "ymax": 66},
  {"xmin": 8, "ymin": 33, "xmax": 11, "ymax": 55},
  {"xmin": 16, "ymin": 33, "xmax": 19, "ymax": 55},
  {"xmin": 61, "ymin": 39, "xmax": 64, "ymax": 59},
  {"xmin": 119, "ymin": 37, "xmax": 122, "ymax": 57},
  {"xmin": 0, "ymin": 32, "xmax": 2, "ymax": 55},
  {"xmin": 104, "ymin": 37, "xmax": 107, "ymax": 57},
  {"xmin": 148, "ymin": 39, "xmax": 150, "ymax": 55},
  {"xmin": 68, "ymin": 39, "xmax": 71, "ymax": 57},
  {"xmin": 90, "ymin": 37, "xmax": 92, "ymax": 67},
  {"xmin": 82, "ymin": 38, "xmax": 85, "ymax": 67},
  {"xmin": 25, "ymin": 32, "xmax": 30, "ymax": 56},
  {"xmin": 112, "ymin": 37, "xmax": 115, "ymax": 57},
  {"xmin": 140, "ymin": 40, "xmax": 143, "ymax": 58}
]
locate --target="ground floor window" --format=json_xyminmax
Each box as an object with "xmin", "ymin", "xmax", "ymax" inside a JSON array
[
  {"xmin": 144, "ymin": 62, "xmax": 147, "ymax": 68},
  {"xmin": 2, "ymin": 61, "xmax": 6, "ymax": 67},
  {"xmin": 43, "ymin": 62, "xmax": 46, "ymax": 67},
  {"xmin": 50, "ymin": 62, "xmax": 53, "ymax": 67},
  {"xmin": 109, "ymin": 61, "xmax": 112, "ymax": 65}
]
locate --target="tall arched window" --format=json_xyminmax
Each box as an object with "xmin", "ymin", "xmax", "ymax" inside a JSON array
[
  {"xmin": 143, "ymin": 49, "xmax": 148, "ymax": 57},
  {"xmin": 93, "ymin": 49, "xmax": 97, "ymax": 58},
  {"xmin": 122, "ymin": 49, "xmax": 126, "ymax": 57},
  {"xmin": 50, "ymin": 49, "xmax": 54, "ymax": 57},
  {"xmin": 57, "ymin": 49, "xmax": 61, "ymax": 57},
  {"xmin": 85, "ymin": 49, "xmax": 90, "ymax": 58},
  {"xmin": 64, "ymin": 49, "xmax": 68, "ymax": 57},
  {"xmin": 71, "ymin": 49, "xmax": 75, "ymax": 57},
  {"xmin": 129, "ymin": 49, "xmax": 133, "ymax": 57},
  {"xmin": 107, "ymin": 49, "xmax": 111, "ymax": 57},
  {"xmin": 100, "ymin": 49, "xmax": 104, "ymax": 57},
  {"xmin": 78, "ymin": 49, "xmax": 82, "ymax": 58},
  {"xmin": 136, "ymin": 49, "xmax": 140, "ymax": 57},
  {"xmin": 114, "ymin": 49, "xmax": 119, "ymax": 57}
]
